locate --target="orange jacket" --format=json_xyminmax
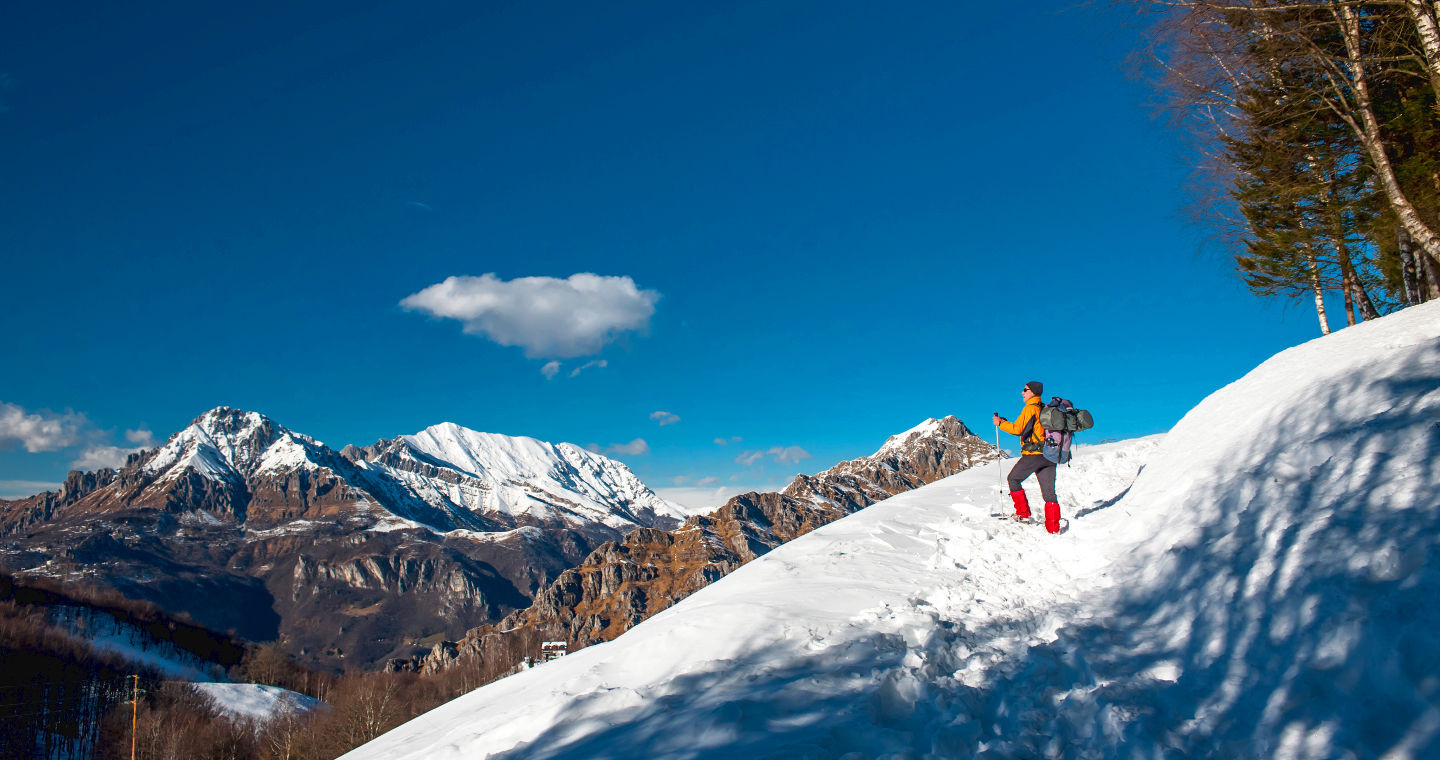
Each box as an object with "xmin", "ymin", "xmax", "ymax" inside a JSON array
[{"xmin": 998, "ymin": 396, "xmax": 1046, "ymax": 453}]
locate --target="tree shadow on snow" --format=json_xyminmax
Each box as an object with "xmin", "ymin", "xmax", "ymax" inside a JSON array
[{"xmin": 491, "ymin": 346, "xmax": 1440, "ymax": 760}]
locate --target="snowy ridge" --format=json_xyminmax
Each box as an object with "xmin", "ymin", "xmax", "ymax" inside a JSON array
[
  {"xmin": 345, "ymin": 301, "xmax": 1440, "ymax": 759},
  {"xmin": 375, "ymin": 422, "xmax": 688, "ymax": 531}
]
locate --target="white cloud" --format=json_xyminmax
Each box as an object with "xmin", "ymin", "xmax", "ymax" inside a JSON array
[
  {"xmin": 604, "ymin": 438, "xmax": 650, "ymax": 457},
  {"xmin": 697, "ymin": 476, "xmax": 720, "ymax": 486},
  {"xmin": 654, "ymin": 479, "xmax": 788, "ymax": 514},
  {"xmin": 714, "ymin": 436, "xmax": 743, "ymax": 446},
  {"xmin": 71, "ymin": 446, "xmax": 136, "ymax": 471},
  {"xmin": 767, "ymin": 446, "xmax": 812, "ymax": 465},
  {"xmin": 654, "ymin": 486, "xmax": 734, "ymax": 514},
  {"xmin": 125, "ymin": 428, "xmax": 157, "ymax": 446},
  {"xmin": 569, "ymin": 359, "xmax": 608, "ymax": 378},
  {"xmin": 541, "ymin": 361, "xmax": 562, "ymax": 380},
  {"xmin": 671, "ymin": 475, "xmax": 690, "ymax": 485},
  {"xmin": 735, "ymin": 450, "xmax": 765, "ymax": 466},
  {"xmin": 735, "ymin": 445, "xmax": 812, "ymax": 467},
  {"xmin": 1, "ymin": 403, "xmax": 158, "ymax": 472},
  {"xmin": 650, "ymin": 411, "xmax": 680, "ymax": 426},
  {"xmin": 0, "ymin": 480, "xmax": 62, "ymax": 500},
  {"xmin": 400, "ymin": 273, "xmax": 660, "ymax": 358},
  {"xmin": 0, "ymin": 402, "xmax": 89, "ymax": 452}
]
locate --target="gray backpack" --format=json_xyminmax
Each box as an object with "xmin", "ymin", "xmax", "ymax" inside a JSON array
[{"xmin": 1038, "ymin": 398, "xmax": 1094, "ymax": 464}]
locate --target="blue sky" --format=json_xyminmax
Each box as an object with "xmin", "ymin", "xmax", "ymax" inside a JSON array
[{"xmin": 1, "ymin": 1, "xmax": 1327, "ymax": 506}]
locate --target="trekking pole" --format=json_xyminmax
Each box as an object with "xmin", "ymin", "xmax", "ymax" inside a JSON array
[{"xmin": 995, "ymin": 425, "xmax": 1004, "ymax": 498}]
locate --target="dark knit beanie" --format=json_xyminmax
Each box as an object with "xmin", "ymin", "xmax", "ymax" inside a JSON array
[{"xmin": 1026, "ymin": 381, "xmax": 1043, "ymax": 397}]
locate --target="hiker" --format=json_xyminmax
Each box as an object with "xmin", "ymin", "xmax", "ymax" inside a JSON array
[{"xmin": 992, "ymin": 380, "xmax": 1062, "ymax": 534}]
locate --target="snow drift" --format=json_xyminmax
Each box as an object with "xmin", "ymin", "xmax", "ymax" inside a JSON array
[{"xmin": 343, "ymin": 301, "xmax": 1440, "ymax": 760}]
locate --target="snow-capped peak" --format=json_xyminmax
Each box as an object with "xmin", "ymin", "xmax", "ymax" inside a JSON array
[
  {"xmin": 870, "ymin": 416, "xmax": 977, "ymax": 461},
  {"xmin": 144, "ymin": 407, "xmax": 325, "ymax": 482},
  {"xmin": 877, "ymin": 417, "xmax": 945, "ymax": 454}
]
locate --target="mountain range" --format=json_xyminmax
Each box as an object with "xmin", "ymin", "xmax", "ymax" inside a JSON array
[{"xmin": 0, "ymin": 407, "xmax": 688, "ymax": 669}]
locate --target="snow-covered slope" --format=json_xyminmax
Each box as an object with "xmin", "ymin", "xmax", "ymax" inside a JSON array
[
  {"xmin": 46, "ymin": 605, "xmax": 321, "ymax": 725},
  {"xmin": 344, "ymin": 301, "xmax": 1440, "ymax": 760}
]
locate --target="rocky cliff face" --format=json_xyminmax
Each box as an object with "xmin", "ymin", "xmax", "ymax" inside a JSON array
[
  {"xmin": 409, "ymin": 416, "xmax": 996, "ymax": 675},
  {"xmin": 0, "ymin": 408, "xmax": 684, "ymax": 670}
]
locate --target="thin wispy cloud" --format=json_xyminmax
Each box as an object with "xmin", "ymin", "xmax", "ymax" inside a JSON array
[
  {"xmin": 714, "ymin": 436, "xmax": 743, "ymax": 446},
  {"xmin": 541, "ymin": 361, "xmax": 562, "ymax": 380},
  {"xmin": 400, "ymin": 273, "xmax": 660, "ymax": 359},
  {"xmin": 735, "ymin": 445, "xmax": 812, "ymax": 467},
  {"xmin": 767, "ymin": 446, "xmax": 812, "ymax": 465},
  {"xmin": 735, "ymin": 450, "xmax": 765, "ymax": 466},
  {"xmin": 654, "ymin": 477, "xmax": 787, "ymax": 513},
  {"xmin": 650, "ymin": 411, "xmax": 680, "ymax": 426},
  {"xmin": 570, "ymin": 359, "xmax": 608, "ymax": 378},
  {"xmin": 588, "ymin": 438, "xmax": 650, "ymax": 458},
  {"xmin": 405, "ymin": 201, "xmax": 434, "ymax": 211},
  {"xmin": 0, "ymin": 480, "xmax": 61, "ymax": 500}
]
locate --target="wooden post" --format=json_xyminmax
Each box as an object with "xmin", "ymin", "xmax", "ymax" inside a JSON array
[{"xmin": 131, "ymin": 674, "xmax": 138, "ymax": 760}]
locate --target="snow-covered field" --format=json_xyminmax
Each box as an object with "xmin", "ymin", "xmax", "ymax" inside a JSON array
[
  {"xmin": 48, "ymin": 606, "xmax": 321, "ymax": 725},
  {"xmin": 192, "ymin": 683, "xmax": 324, "ymax": 723},
  {"xmin": 343, "ymin": 301, "xmax": 1440, "ymax": 760}
]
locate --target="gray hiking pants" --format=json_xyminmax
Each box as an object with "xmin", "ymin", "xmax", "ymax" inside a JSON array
[{"xmin": 1008, "ymin": 454, "xmax": 1057, "ymax": 503}]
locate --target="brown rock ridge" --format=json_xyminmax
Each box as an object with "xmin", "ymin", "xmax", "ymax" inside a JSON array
[{"xmin": 408, "ymin": 416, "xmax": 996, "ymax": 675}]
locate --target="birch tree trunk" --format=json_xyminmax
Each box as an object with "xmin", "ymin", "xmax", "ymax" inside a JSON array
[
  {"xmin": 1333, "ymin": 4, "xmax": 1440, "ymax": 266},
  {"xmin": 1404, "ymin": 0, "xmax": 1440, "ymax": 100},
  {"xmin": 1424, "ymin": 250, "xmax": 1440, "ymax": 299},
  {"xmin": 1310, "ymin": 249, "xmax": 1332, "ymax": 334},
  {"xmin": 1353, "ymin": 278, "xmax": 1382, "ymax": 319},
  {"xmin": 1399, "ymin": 227, "xmax": 1420, "ymax": 304}
]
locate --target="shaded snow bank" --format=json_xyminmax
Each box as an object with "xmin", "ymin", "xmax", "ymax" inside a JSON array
[{"xmin": 345, "ymin": 301, "xmax": 1440, "ymax": 760}]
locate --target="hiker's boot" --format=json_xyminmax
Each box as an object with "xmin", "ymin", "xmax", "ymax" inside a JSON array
[
  {"xmin": 1044, "ymin": 502, "xmax": 1062, "ymax": 534},
  {"xmin": 1010, "ymin": 490, "xmax": 1031, "ymax": 521}
]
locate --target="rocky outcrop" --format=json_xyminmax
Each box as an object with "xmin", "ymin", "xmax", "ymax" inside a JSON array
[{"xmin": 408, "ymin": 416, "xmax": 996, "ymax": 675}]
